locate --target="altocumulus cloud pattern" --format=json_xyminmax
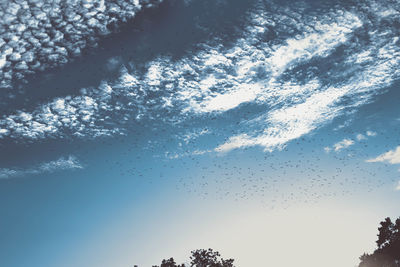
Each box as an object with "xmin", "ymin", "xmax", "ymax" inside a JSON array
[
  {"xmin": 0, "ymin": 0, "xmax": 399, "ymax": 154},
  {"xmin": 0, "ymin": 0, "xmax": 162, "ymax": 88}
]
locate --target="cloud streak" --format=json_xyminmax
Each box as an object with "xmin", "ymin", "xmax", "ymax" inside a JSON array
[
  {"xmin": 396, "ymin": 181, "xmax": 400, "ymax": 191},
  {"xmin": 367, "ymin": 146, "xmax": 400, "ymax": 165},
  {"xmin": 333, "ymin": 139, "xmax": 355, "ymax": 152},
  {"xmin": 0, "ymin": 155, "xmax": 83, "ymax": 179}
]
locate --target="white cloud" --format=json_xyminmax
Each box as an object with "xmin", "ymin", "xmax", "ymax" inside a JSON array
[
  {"xmin": 325, "ymin": 130, "xmax": 377, "ymax": 153},
  {"xmin": 0, "ymin": 155, "xmax": 83, "ymax": 179},
  {"xmin": 38, "ymin": 155, "xmax": 83, "ymax": 172},
  {"xmin": 215, "ymin": 84, "xmax": 349, "ymax": 152},
  {"xmin": 215, "ymin": 30, "xmax": 400, "ymax": 153},
  {"xmin": 0, "ymin": 0, "xmax": 163, "ymax": 88},
  {"xmin": 333, "ymin": 139, "xmax": 355, "ymax": 152},
  {"xmin": 176, "ymin": 11, "xmax": 361, "ymax": 115},
  {"xmin": 178, "ymin": 2, "xmax": 399, "ymax": 153},
  {"xmin": 356, "ymin": 134, "xmax": 367, "ymax": 141},
  {"xmin": 165, "ymin": 149, "xmax": 212, "ymax": 159},
  {"xmin": 367, "ymin": 146, "xmax": 400, "ymax": 164},
  {"xmin": 182, "ymin": 128, "xmax": 210, "ymax": 144},
  {"xmin": 267, "ymin": 12, "xmax": 361, "ymax": 76},
  {"xmin": 0, "ymin": 94, "xmax": 103, "ymax": 139},
  {"xmin": 215, "ymin": 134, "xmax": 256, "ymax": 153},
  {"xmin": 196, "ymin": 83, "xmax": 262, "ymax": 113},
  {"xmin": 396, "ymin": 181, "xmax": 400, "ymax": 191}
]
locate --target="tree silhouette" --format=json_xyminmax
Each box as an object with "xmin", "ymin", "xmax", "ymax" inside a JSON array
[
  {"xmin": 150, "ymin": 248, "xmax": 235, "ymax": 267},
  {"xmin": 377, "ymin": 218, "xmax": 395, "ymax": 249},
  {"xmin": 359, "ymin": 216, "xmax": 400, "ymax": 267},
  {"xmin": 189, "ymin": 249, "xmax": 234, "ymax": 267},
  {"xmin": 153, "ymin": 257, "xmax": 185, "ymax": 267}
]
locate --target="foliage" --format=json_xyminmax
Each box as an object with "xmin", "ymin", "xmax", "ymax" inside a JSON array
[
  {"xmin": 150, "ymin": 248, "xmax": 235, "ymax": 267},
  {"xmin": 359, "ymin": 217, "xmax": 400, "ymax": 267},
  {"xmin": 189, "ymin": 249, "xmax": 235, "ymax": 267}
]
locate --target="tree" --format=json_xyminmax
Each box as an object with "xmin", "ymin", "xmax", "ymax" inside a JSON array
[
  {"xmin": 377, "ymin": 217, "xmax": 394, "ymax": 249},
  {"xmin": 190, "ymin": 249, "xmax": 234, "ymax": 267},
  {"xmin": 161, "ymin": 258, "xmax": 185, "ymax": 267},
  {"xmin": 150, "ymin": 248, "xmax": 235, "ymax": 267},
  {"xmin": 359, "ymin": 216, "xmax": 400, "ymax": 267},
  {"xmin": 151, "ymin": 257, "xmax": 185, "ymax": 267}
]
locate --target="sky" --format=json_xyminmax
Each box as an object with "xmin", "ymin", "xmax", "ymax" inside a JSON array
[{"xmin": 0, "ymin": 0, "xmax": 400, "ymax": 266}]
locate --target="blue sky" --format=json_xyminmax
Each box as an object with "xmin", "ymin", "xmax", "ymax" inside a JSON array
[{"xmin": 1, "ymin": 0, "xmax": 400, "ymax": 266}]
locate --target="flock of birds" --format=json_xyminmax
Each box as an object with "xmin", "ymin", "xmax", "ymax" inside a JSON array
[{"xmin": 84, "ymin": 116, "xmax": 400, "ymax": 211}]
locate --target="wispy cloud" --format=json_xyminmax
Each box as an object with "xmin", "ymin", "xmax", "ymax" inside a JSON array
[
  {"xmin": 182, "ymin": 128, "xmax": 210, "ymax": 144},
  {"xmin": 367, "ymin": 146, "xmax": 400, "ymax": 165},
  {"xmin": 333, "ymin": 139, "xmax": 355, "ymax": 152},
  {"xmin": 356, "ymin": 134, "xmax": 367, "ymax": 141},
  {"xmin": 325, "ymin": 131, "xmax": 377, "ymax": 153},
  {"xmin": 0, "ymin": 155, "xmax": 83, "ymax": 179},
  {"xmin": 165, "ymin": 149, "xmax": 212, "ymax": 159},
  {"xmin": 216, "ymin": 84, "xmax": 347, "ymax": 152},
  {"xmin": 396, "ymin": 181, "xmax": 400, "ymax": 191}
]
